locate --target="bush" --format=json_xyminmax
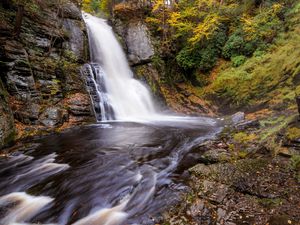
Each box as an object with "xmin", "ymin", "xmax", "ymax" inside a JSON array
[
  {"xmin": 231, "ymin": 55, "xmax": 247, "ymax": 67},
  {"xmin": 222, "ymin": 33, "xmax": 245, "ymax": 59},
  {"xmin": 176, "ymin": 28, "xmax": 227, "ymax": 72},
  {"xmin": 176, "ymin": 45, "xmax": 218, "ymax": 72},
  {"xmin": 222, "ymin": 32, "xmax": 261, "ymax": 59},
  {"xmin": 176, "ymin": 47, "xmax": 197, "ymax": 70}
]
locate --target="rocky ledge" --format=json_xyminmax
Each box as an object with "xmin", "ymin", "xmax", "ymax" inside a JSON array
[
  {"xmin": 0, "ymin": 0, "xmax": 94, "ymax": 148},
  {"xmin": 160, "ymin": 111, "xmax": 300, "ymax": 225}
]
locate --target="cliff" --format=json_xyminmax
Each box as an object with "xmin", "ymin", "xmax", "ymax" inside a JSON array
[{"xmin": 0, "ymin": 0, "xmax": 94, "ymax": 148}]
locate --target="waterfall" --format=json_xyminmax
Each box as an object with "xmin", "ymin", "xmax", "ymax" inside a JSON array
[
  {"xmin": 81, "ymin": 63, "xmax": 115, "ymax": 121},
  {"xmin": 83, "ymin": 13, "xmax": 157, "ymax": 121}
]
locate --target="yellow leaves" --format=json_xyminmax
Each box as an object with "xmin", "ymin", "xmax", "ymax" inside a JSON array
[
  {"xmin": 188, "ymin": 13, "xmax": 223, "ymax": 45},
  {"xmin": 272, "ymin": 3, "xmax": 283, "ymax": 14},
  {"xmin": 145, "ymin": 17, "xmax": 161, "ymax": 25},
  {"xmin": 196, "ymin": 0, "xmax": 216, "ymax": 10},
  {"xmin": 181, "ymin": 5, "xmax": 198, "ymax": 18},
  {"xmin": 240, "ymin": 13, "xmax": 257, "ymax": 40},
  {"xmin": 152, "ymin": 0, "xmax": 164, "ymax": 12},
  {"xmin": 82, "ymin": 0, "xmax": 93, "ymax": 13}
]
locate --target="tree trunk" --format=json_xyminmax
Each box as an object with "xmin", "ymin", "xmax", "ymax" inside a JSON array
[{"xmin": 14, "ymin": 4, "xmax": 24, "ymax": 37}]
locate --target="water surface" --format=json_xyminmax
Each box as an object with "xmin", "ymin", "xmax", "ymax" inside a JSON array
[{"xmin": 0, "ymin": 118, "xmax": 222, "ymax": 225}]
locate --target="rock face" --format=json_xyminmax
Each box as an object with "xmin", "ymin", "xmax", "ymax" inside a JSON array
[
  {"xmin": 114, "ymin": 20, "xmax": 154, "ymax": 66},
  {"xmin": 0, "ymin": 1, "xmax": 94, "ymax": 148},
  {"xmin": 126, "ymin": 22, "xmax": 154, "ymax": 65},
  {"xmin": 0, "ymin": 80, "xmax": 15, "ymax": 148}
]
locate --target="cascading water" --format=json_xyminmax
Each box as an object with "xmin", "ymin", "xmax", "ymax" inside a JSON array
[
  {"xmin": 82, "ymin": 63, "xmax": 115, "ymax": 121},
  {"xmin": 83, "ymin": 13, "xmax": 157, "ymax": 121}
]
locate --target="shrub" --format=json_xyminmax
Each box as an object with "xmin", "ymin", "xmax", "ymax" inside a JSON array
[
  {"xmin": 176, "ymin": 46, "xmax": 218, "ymax": 72},
  {"xmin": 222, "ymin": 33, "xmax": 245, "ymax": 59},
  {"xmin": 176, "ymin": 28, "xmax": 227, "ymax": 72},
  {"xmin": 231, "ymin": 55, "xmax": 247, "ymax": 67}
]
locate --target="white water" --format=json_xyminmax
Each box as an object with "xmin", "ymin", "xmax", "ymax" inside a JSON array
[{"xmin": 84, "ymin": 13, "xmax": 157, "ymax": 121}]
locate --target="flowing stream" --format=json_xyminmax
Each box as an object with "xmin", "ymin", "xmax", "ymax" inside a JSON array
[{"xmin": 0, "ymin": 14, "xmax": 223, "ymax": 225}]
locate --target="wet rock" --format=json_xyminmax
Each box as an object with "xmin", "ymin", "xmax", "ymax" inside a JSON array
[
  {"xmin": 231, "ymin": 112, "xmax": 245, "ymax": 124},
  {"xmin": 235, "ymin": 120, "xmax": 260, "ymax": 130},
  {"xmin": 40, "ymin": 107, "xmax": 68, "ymax": 127},
  {"xmin": 200, "ymin": 148, "xmax": 231, "ymax": 163}
]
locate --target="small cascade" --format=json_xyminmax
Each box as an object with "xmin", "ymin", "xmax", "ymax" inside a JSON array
[{"xmin": 81, "ymin": 63, "xmax": 115, "ymax": 121}]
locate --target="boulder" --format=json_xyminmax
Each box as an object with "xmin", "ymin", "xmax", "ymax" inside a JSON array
[
  {"xmin": 231, "ymin": 111, "xmax": 245, "ymax": 124},
  {"xmin": 125, "ymin": 22, "xmax": 154, "ymax": 65},
  {"xmin": 235, "ymin": 119, "xmax": 260, "ymax": 130},
  {"xmin": 58, "ymin": 2, "xmax": 82, "ymax": 20},
  {"xmin": 40, "ymin": 107, "xmax": 68, "ymax": 127}
]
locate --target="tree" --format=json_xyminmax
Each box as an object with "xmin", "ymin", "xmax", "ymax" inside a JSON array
[
  {"xmin": 14, "ymin": 3, "xmax": 24, "ymax": 36},
  {"xmin": 12, "ymin": 0, "xmax": 37, "ymax": 37}
]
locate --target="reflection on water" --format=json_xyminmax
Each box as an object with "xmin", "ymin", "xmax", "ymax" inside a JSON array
[{"xmin": 0, "ymin": 118, "xmax": 222, "ymax": 225}]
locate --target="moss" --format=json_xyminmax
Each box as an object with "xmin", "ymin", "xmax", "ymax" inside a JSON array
[
  {"xmin": 63, "ymin": 50, "xmax": 78, "ymax": 63},
  {"xmin": 259, "ymin": 115, "xmax": 295, "ymax": 142},
  {"xmin": 238, "ymin": 151, "xmax": 248, "ymax": 159},
  {"xmin": 151, "ymin": 54, "xmax": 164, "ymax": 70},
  {"xmin": 286, "ymin": 127, "xmax": 300, "ymax": 140},
  {"xmin": 3, "ymin": 130, "xmax": 16, "ymax": 147},
  {"xmin": 233, "ymin": 132, "xmax": 256, "ymax": 144},
  {"xmin": 236, "ymin": 158, "xmax": 268, "ymax": 173},
  {"xmin": 290, "ymin": 155, "xmax": 300, "ymax": 171},
  {"xmin": 257, "ymin": 198, "xmax": 283, "ymax": 208},
  {"xmin": 50, "ymin": 79, "xmax": 61, "ymax": 95}
]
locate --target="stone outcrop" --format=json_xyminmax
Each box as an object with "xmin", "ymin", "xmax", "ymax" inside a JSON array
[
  {"xmin": 114, "ymin": 20, "xmax": 154, "ymax": 66},
  {"xmin": 0, "ymin": 0, "xmax": 94, "ymax": 148}
]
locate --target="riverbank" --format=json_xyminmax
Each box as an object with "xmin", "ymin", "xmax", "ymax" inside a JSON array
[{"xmin": 160, "ymin": 110, "xmax": 300, "ymax": 225}]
